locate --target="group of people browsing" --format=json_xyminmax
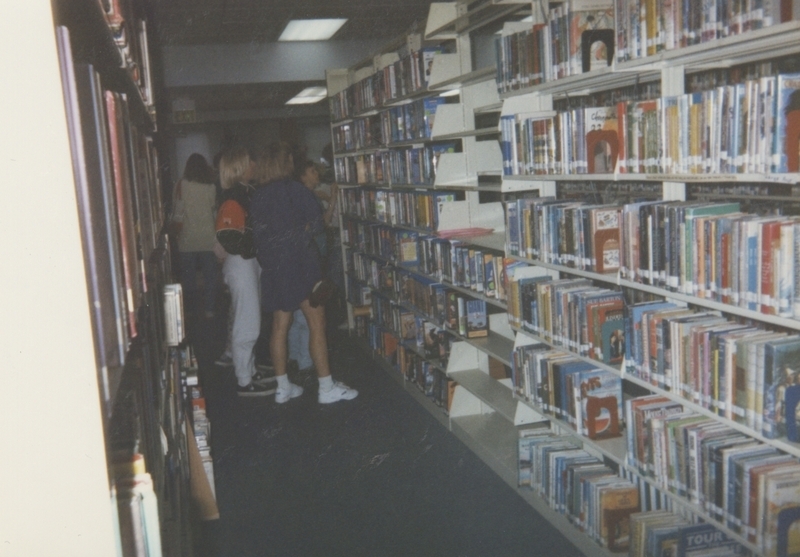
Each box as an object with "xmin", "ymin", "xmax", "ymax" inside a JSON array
[{"xmin": 171, "ymin": 142, "xmax": 356, "ymax": 405}]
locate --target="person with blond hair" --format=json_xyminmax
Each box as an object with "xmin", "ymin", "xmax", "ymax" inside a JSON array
[
  {"xmin": 217, "ymin": 146, "xmax": 274, "ymax": 396},
  {"xmin": 250, "ymin": 142, "xmax": 357, "ymax": 404}
]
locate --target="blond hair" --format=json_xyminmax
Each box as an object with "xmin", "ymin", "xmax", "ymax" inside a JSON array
[
  {"xmin": 219, "ymin": 147, "xmax": 250, "ymax": 190},
  {"xmin": 255, "ymin": 141, "xmax": 294, "ymax": 183}
]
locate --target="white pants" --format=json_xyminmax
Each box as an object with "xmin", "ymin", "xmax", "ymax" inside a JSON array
[{"xmin": 222, "ymin": 254, "xmax": 261, "ymax": 387}]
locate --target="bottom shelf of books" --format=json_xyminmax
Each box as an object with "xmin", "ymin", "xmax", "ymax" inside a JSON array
[{"xmin": 353, "ymin": 305, "xmax": 793, "ymax": 556}]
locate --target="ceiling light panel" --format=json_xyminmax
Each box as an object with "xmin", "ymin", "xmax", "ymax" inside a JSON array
[
  {"xmin": 285, "ymin": 86, "xmax": 328, "ymax": 105},
  {"xmin": 278, "ymin": 18, "xmax": 348, "ymax": 41}
]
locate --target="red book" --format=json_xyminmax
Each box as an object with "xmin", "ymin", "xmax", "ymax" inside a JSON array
[
  {"xmin": 760, "ymin": 219, "xmax": 783, "ymax": 315},
  {"xmin": 104, "ymin": 91, "xmax": 139, "ymax": 340}
]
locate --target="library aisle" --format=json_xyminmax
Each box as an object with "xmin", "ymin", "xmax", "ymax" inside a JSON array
[{"xmin": 190, "ymin": 314, "xmax": 585, "ymax": 557}]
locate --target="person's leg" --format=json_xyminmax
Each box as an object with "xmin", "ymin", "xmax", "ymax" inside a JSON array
[
  {"xmin": 271, "ymin": 309, "xmax": 303, "ymax": 402},
  {"xmin": 299, "ymin": 298, "xmax": 358, "ymax": 403},
  {"xmin": 198, "ymin": 251, "xmax": 220, "ymax": 317},
  {"xmin": 288, "ymin": 309, "xmax": 312, "ymax": 370},
  {"xmin": 224, "ymin": 256, "xmax": 266, "ymax": 394},
  {"xmin": 298, "ymin": 299, "xmax": 330, "ymax": 377},
  {"xmin": 179, "ymin": 251, "xmax": 198, "ymax": 312}
]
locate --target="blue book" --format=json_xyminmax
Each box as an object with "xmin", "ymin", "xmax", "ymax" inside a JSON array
[{"xmin": 465, "ymin": 299, "xmax": 488, "ymax": 338}]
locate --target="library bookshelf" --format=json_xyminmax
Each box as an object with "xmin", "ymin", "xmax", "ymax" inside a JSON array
[
  {"xmin": 328, "ymin": 1, "xmax": 800, "ymax": 556},
  {"xmin": 2, "ymin": 1, "xmax": 203, "ymax": 555}
]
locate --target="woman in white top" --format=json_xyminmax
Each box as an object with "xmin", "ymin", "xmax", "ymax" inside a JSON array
[{"xmin": 170, "ymin": 153, "xmax": 219, "ymax": 319}]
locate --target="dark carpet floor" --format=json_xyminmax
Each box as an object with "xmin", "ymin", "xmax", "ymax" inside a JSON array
[{"xmin": 185, "ymin": 303, "xmax": 587, "ymax": 557}]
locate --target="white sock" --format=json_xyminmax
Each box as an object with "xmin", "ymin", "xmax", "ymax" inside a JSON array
[
  {"xmin": 318, "ymin": 375, "xmax": 334, "ymax": 392},
  {"xmin": 276, "ymin": 374, "xmax": 291, "ymax": 390}
]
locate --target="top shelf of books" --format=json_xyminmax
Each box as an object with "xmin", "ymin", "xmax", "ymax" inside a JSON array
[
  {"xmin": 496, "ymin": 2, "xmax": 800, "ymax": 100},
  {"xmin": 52, "ymin": 0, "xmax": 156, "ymax": 127}
]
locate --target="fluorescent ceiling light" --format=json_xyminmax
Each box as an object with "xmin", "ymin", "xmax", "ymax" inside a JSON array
[
  {"xmin": 286, "ymin": 86, "xmax": 328, "ymax": 105},
  {"xmin": 279, "ymin": 18, "xmax": 347, "ymax": 41}
]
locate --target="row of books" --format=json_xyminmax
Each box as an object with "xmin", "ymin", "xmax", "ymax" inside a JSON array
[
  {"xmin": 346, "ymin": 271, "xmax": 372, "ymax": 307},
  {"xmin": 334, "ymin": 143, "xmax": 455, "ymax": 186},
  {"xmin": 511, "ymin": 343, "xmax": 623, "ymax": 439},
  {"xmin": 370, "ymin": 292, "xmax": 454, "ymax": 363},
  {"xmin": 416, "ymin": 237, "xmax": 506, "ymax": 301},
  {"xmin": 186, "ymin": 368, "xmax": 216, "ymax": 502},
  {"xmin": 517, "ymin": 430, "xmax": 640, "ymax": 551},
  {"xmin": 98, "ymin": 0, "xmax": 155, "ymax": 111},
  {"xmin": 398, "ymin": 345, "xmax": 453, "ymax": 412},
  {"xmin": 341, "ymin": 187, "xmax": 457, "ymax": 232},
  {"xmin": 506, "ymin": 196, "xmax": 800, "ymax": 319},
  {"xmin": 494, "ymin": 1, "xmax": 614, "ymax": 92},
  {"xmin": 59, "ymin": 26, "xmax": 165, "ymax": 377},
  {"xmin": 629, "ymin": 511, "xmax": 746, "ymax": 557},
  {"xmin": 380, "ymin": 46, "xmax": 443, "ymax": 102},
  {"xmin": 506, "ymin": 270, "xmax": 626, "ymax": 366},
  {"xmin": 329, "ymin": 73, "xmax": 381, "ymax": 122},
  {"xmin": 331, "ymin": 96, "xmax": 446, "ymax": 152},
  {"xmin": 361, "ymin": 321, "xmax": 453, "ymax": 410},
  {"xmin": 626, "ymin": 395, "xmax": 800, "ymax": 555},
  {"xmin": 625, "ymin": 299, "xmax": 800, "ymax": 442},
  {"xmin": 504, "ymin": 196, "xmax": 624, "ymax": 275},
  {"xmin": 347, "ymin": 247, "xmax": 502, "ymax": 337},
  {"xmin": 615, "ymin": 0, "xmax": 789, "ymax": 63},
  {"xmin": 329, "ymin": 47, "xmax": 443, "ymax": 121},
  {"xmin": 400, "ymin": 272, "xmax": 490, "ymax": 340},
  {"xmin": 344, "ymin": 215, "xmax": 508, "ymax": 302},
  {"xmin": 500, "ymin": 71, "xmax": 800, "ymax": 176},
  {"xmin": 344, "ymin": 240, "xmax": 493, "ymax": 339},
  {"xmin": 111, "ymin": 454, "xmax": 163, "ymax": 557}
]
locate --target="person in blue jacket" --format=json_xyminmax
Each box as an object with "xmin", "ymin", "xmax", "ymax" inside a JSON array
[{"xmin": 249, "ymin": 142, "xmax": 357, "ymax": 404}]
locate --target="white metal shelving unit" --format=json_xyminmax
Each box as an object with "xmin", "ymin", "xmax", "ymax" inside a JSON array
[{"xmin": 331, "ymin": 2, "xmax": 800, "ymax": 556}]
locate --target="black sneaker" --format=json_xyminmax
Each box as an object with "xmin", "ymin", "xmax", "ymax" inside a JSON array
[
  {"xmin": 237, "ymin": 382, "xmax": 275, "ymax": 397},
  {"xmin": 252, "ymin": 369, "xmax": 277, "ymax": 386}
]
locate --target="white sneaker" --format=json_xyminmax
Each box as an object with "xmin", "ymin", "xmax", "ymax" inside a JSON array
[
  {"xmin": 275, "ymin": 383, "xmax": 303, "ymax": 404},
  {"xmin": 318, "ymin": 381, "xmax": 359, "ymax": 404}
]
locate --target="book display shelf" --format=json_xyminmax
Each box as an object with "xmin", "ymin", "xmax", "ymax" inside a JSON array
[
  {"xmin": 330, "ymin": 1, "xmax": 800, "ymax": 556},
  {"xmin": 8, "ymin": 1, "xmax": 205, "ymax": 555}
]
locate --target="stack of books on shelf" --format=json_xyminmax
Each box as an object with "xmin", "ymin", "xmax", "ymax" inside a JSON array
[
  {"xmin": 506, "ymin": 271, "xmax": 627, "ymax": 366},
  {"xmin": 111, "ymin": 453, "xmax": 163, "ymax": 557},
  {"xmin": 499, "ymin": 71, "xmax": 800, "ymax": 177},
  {"xmin": 626, "ymin": 395, "xmax": 800, "ymax": 555},
  {"xmin": 624, "ymin": 300, "xmax": 800, "ymax": 440},
  {"xmin": 629, "ymin": 512, "xmax": 746, "ymax": 557},
  {"xmin": 329, "ymin": 46, "xmax": 444, "ymax": 122},
  {"xmin": 494, "ymin": 0, "xmax": 614, "ymax": 92},
  {"xmin": 341, "ymin": 188, "xmax": 458, "ymax": 232},
  {"xmin": 517, "ymin": 429, "xmax": 640, "ymax": 551},
  {"xmin": 615, "ymin": 0, "xmax": 789, "ymax": 62},
  {"xmin": 99, "ymin": 0, "xmax": 156, "ymax": 111},
  {"xmin": 186, "ymin": 367, "xmax": 215, "ymax": 500},
  {"xmin": 511, "ymin": 343, "xmax": 623, "ymax": 439},
  {"xmin": 505, "ymin": 196, "xmax": 800, "ymax": 320}
]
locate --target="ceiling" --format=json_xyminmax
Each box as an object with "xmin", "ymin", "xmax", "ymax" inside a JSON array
[
  {"xmin": 153, "ymin": 0, "xmax": 444, "ymax": 116},
  {"xmin": 154, "ymin": 0, "xmax": 439, "ymax": 45}
]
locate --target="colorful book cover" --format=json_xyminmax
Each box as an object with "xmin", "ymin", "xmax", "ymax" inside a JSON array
[
  {"xmin": 590, "ymin": 206, "xmax": 621, "ymax": 274},
  {"xmin": 576, "ymin": 368, "xmax": 623, "ymax": 439},
  {"xmin": 676, "ymin": 523, "xmax": 745, "ymax": 557},
  {"xmin": 584, "ymin": 106, "xmax": 619, "ymax": 173},
  {"xmin": 774, "ymin": 72, "xmax": 800, "ymax": 173},
  {"xmin": 763, "ymin": 335, "xmax": 800, "ymax": 439},
  {"xmin": 465, "ymin": 299, "xmax": 488, "ymax": 338}
]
